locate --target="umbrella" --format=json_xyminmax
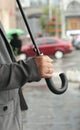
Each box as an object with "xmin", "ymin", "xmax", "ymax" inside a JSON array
[
  {"xmin": 6, "ymin": 29, "xmax": 24, "ymax": 39},
  {"xmin": 16, "ymin": 0, "xmax": 68, "ymax": 95}
]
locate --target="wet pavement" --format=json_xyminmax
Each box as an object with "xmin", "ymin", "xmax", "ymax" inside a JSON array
[
  {"xmin": 22, "ymin": 81, "xmax": 80, "ymax": 130},
  {"xmin": 22, "ymin": 50, "xmax": 80, "ymax": 130}
]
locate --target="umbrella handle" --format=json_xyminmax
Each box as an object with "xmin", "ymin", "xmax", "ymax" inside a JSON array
[
  {"xmin": 16, "ymin": 0, "xmax": 68, "ymax": 95},
  {"xmin": 45, "ymin": 73, "xmax": 68, "ymax": 94}
]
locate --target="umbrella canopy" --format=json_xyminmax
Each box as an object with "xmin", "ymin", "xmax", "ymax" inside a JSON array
[{"xmin": 6, "ymin": 29, "xmax": 24, "ymax": 39}]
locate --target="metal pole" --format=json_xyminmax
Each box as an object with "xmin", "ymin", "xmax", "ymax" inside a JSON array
[
  {"xmin": 49, "ymin": 0, "xmax": 53, "ymax": 20},
  {"xmin": 60, "ymin": 0, "xmax": 65, "ymax": 38}
]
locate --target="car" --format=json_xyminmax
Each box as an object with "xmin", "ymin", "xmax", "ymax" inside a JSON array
[
  {"xmin": 21, "ymin": 36, "xmax": 73, "ymax": 59},
  {"xmin": 72, "ymin": 35, "xmax": 80, "ymax": 49},
  {"xmin": 74, "ymin": 39, "xmax": 80, "ymax": 49}
]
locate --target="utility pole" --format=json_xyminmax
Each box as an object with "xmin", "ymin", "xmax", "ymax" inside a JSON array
[
  {"xmin": 49, "ymin": 0, "xmax": 53, "ymax": 20},
  {"xmin": 55, "ymin": 5, "xmax": 58, "ymax": 36},
  {"xmin": 60, "ymin": 0, "xmax": 65, "ymax": 38}
]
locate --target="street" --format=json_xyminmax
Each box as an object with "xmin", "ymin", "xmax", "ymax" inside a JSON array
[{"xmin": 22, "ymin": 49, "xmax": 80, "ymax": 130}]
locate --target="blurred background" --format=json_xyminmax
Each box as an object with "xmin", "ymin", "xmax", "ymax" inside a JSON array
[
  {"xmin": 0, "ymin": 0, "xmax": 80, "ymax": 130},
  {"xmin": 0, "ymin": 0, "xmax": 80, "ymax": 41}
]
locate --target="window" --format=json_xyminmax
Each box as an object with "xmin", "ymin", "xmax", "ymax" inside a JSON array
[
  {"xmin": 36, "ymin": 39, "xmax": 43, "ymax": 45},
  {"xmin": 46, "ymin": 39, "xmax": 57, "ymax": 44}
]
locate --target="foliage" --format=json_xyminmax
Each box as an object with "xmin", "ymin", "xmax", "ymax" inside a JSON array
[{"xmin": 39, "ymin": 6, "xmax": 62, "ymax": 36}]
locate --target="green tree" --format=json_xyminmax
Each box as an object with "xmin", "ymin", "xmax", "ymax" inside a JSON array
[{"xmin": 39, "ymin": 6, "xmax": 61, "ymax": 36}]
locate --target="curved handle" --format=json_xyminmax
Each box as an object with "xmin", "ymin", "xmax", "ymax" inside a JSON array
[
  {"xmin": 16, "ymin": 0, "xmax": 68, "ymax": 95},
  {"xmin": 45, "ymin": 73, "xmax": 68, "ymax": 94}
]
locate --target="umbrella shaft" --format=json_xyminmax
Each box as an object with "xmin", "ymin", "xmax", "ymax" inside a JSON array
[{"xmin": 16, "ymin": 0, "xmax": 41, "ymax": 56}]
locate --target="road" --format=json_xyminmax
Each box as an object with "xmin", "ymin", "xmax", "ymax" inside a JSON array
[
  {"xmin": 53, "ymin": 49, "xmax": 80, "ymax": 71},
  {"xmin": 22, "ymin": 49, "xmax": 80, "ymax": 130}
]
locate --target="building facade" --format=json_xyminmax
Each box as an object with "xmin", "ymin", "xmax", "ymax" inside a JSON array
[
  {"xmin": 16, "ymin": 0, "xmax": 60, "ymax": 37},
  {"xmin": 18, "ymin": 0, "xmax": 59, "ymax": 7},
  {"xmin": 0, "ymin": 0, "xmax": 80, "ymax": 37},
  {"xmin": 18, "ymin": 0, "xmax": 80, "ymax": 37},
  {"xmin": 60, "ymin": 0, "xmax": 80, "ymax": 37},
  {"xmin": 0, "ymin": 0, "xmax": 60, "ymax": 36},
  {"xmin": 0, "ymin": 0, "xmax": 16, "ymax": 31}
]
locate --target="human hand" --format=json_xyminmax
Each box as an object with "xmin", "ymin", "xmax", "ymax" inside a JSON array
[{"xmin": 35, "ymin": 55, "xmax": 53, "ymax": 78}]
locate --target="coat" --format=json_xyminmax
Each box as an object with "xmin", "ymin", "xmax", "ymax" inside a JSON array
[{"xmin": 0, "ymin": 22, "xmax": 41, "ymax": 130}]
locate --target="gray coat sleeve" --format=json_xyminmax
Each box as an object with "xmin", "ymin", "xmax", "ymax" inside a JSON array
[{"xmin": 0, "ymin": 58, "xmax": 41, "ymax": 91}]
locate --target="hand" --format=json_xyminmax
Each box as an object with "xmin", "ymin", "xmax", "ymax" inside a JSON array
[{"xmin": 35, "ymin": 55, "xmax": 53, "ymax": 78}]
